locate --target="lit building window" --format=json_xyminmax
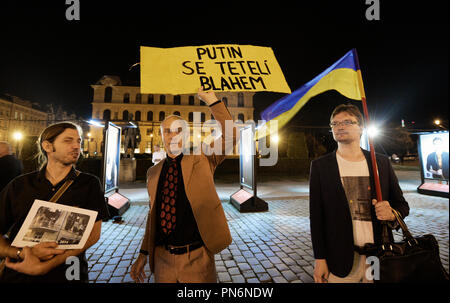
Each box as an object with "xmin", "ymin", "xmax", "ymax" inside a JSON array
[
  {"xmin": 124, "ymin": 93, "xmax": 130, "ymax": 103},
  {"xmin": 103, "ymin": 109, "xmax": 111, "ymax": 121},
  {"xmin": 238, "ymin": 93, "xmax": 244, "ymax": 107},
  {"xmin": 104, "ymin": 87, "xmax": 112, "ymax": 103},
  {"xmin": 136, "ymin": 93, "xmax": 142, "ymax": 104}
]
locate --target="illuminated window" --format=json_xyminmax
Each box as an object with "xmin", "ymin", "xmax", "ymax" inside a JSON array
[
  {"xmin": 238, "ymin": 93, "xmax": 244, "ymax": 107},
  {"xmin": 124, "ymin": 93, "xmax": 130, "ymax": 103},
  {"xmin": 103, "ymin": 109, "xmax": 111, "ymax": 121},
  {"xmin": 104, "ymin": 87, "xmax": 112, "ymax": 103}
]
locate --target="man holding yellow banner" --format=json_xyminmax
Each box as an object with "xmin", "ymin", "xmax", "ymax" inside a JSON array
[
  {"xmin": 130, "ymin": 87, "xmax": 238, "ymax": 283},
  {"xmin": 140, "ymin": 44, "xmax": 291, "ymax": 95}
]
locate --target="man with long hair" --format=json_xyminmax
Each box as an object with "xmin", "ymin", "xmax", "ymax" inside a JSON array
[{"xmin": 0, "ymin": 122, "xmax": 109, "ymax": 282}]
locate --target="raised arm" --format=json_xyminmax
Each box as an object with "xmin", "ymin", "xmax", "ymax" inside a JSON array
[{"xmin": 197, "ymin": 87, "xmax": 238, "ymax": 169}]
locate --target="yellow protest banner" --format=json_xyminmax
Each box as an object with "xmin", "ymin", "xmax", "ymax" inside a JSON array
[{"xmin": 140, "ymin": 45, "xmax": 291, "ymax": 95}]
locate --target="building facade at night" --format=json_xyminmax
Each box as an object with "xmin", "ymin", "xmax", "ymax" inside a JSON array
[
  {"xmin": 89, "ymin": 75, "xmax": 255, "ymax": 156},
  {"xmin": 0, "ymin": 94, "xmax": 47, "ymax": 143}
]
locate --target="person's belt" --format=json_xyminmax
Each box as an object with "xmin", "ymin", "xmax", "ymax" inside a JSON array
[{"xmin": 163, "ymin": 241, "xmax": 203, "ymax": 255}]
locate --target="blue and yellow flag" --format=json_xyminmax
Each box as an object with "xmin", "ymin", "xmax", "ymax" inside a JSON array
[{"xmin": 258, "ymin": 49, "xmax": 364, "ymax": 138}]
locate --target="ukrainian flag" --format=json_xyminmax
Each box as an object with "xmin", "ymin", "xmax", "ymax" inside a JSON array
[{"xmin": 257, "ymin": 49, "xmax": 364, "ymax": 139}]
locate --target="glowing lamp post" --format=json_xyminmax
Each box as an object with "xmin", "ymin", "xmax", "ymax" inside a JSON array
[
  {"xmin": 86, "ymin": 133, "xmax": 92, "ymax": 157},
  {"xmin": 12, "ymin": 131, "xmax": 23, "ymax": 157},
  {"xmin": 434, "ymin": 119, "xmax": 447, "ymax": 130},
  {"xmin": 271, "ymin": 134, "xmax": 280, "ymax": 144},
  {"xmin": 367, "ymin": 125, "xmax": 380, "ymax": 138}
]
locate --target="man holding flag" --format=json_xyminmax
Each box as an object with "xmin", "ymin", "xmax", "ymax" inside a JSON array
[
  {"xmin": 259, "ymin": 49, "xmax": 410, "ymax": 282},
  {"xmin": 309, "ymin": 103, "xmax": 409, "ymax": 283}
]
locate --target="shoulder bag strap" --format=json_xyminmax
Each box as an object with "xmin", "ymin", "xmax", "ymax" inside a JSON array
[
  {"xmin": 48, "ymin": 170, "xmax": 81, "ymax": 203},
  {"xmin": 391, "ymin": 208, "xmax": 417, "ymax": 245}
]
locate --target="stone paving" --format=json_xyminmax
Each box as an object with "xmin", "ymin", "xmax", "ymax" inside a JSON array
[{"xmin": 86, "ymin": 190, "xmax": 449, "ymax": 283}]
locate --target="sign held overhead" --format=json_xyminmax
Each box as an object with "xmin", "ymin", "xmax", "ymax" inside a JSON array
[{"xmin": 140, "ymin": 44, "xmax": 291, "ymax": 95}]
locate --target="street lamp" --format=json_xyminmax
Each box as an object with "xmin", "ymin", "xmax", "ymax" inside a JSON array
[
  {"xmin": 434, "ymin": 119, "xmax": 447, "ymax": 130},
  {"xmin": 150, "ymin": 133, "xmax": 154, "ymax": 152},
  {"xmin": 86, "ymin": 133, "xmax": 92, "ymax": 157},
  {"xmin": 367, "ymin": 125, "xmax": 380, "ymax": 138},
  {"xmin": 12, "ymin": 131, "xmax": 23, "ymax": 157},
  {"xmin": 271, "ymin": 134, "xmax": 280, "ymax": 144}
]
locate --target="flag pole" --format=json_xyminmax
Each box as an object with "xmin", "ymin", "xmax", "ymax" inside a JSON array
[{"xmin": 352, "ymin": 48, "xmax": 383, "ymax": 202}]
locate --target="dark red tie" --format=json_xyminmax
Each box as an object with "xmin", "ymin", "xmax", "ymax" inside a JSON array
[{"xmin": 160, "ymin": 159, "xmax": 178, "ymax": 235}]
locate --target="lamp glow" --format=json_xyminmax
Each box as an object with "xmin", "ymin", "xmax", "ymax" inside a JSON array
[
  {"xmin": 367, "ymin": 126, "xmax": 380, "ymax": 138},
  {"xmin": 13, "ymin": 131, "xmax": 23, "ymax": 141},
  {"xmin": 87, "ymin": 120, "xmax": 104, "ymax": 128},
  {"xmin": 271, "ymin": 134, "xmax": 280, "ymax": 143}
]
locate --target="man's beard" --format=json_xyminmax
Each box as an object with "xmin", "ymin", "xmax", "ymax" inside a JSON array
[{"xmin": 59, "ymin": 151, "xmax": 80, "ymax": 166}]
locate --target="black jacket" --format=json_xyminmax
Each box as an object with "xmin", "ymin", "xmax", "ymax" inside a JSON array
[
  {"xmin": 0, "ymin": 155, "xmax": 23, "ymax": 192},
  {"xmin": 309, "ymin": 149, "xmax": 410, "ymax": 277}
]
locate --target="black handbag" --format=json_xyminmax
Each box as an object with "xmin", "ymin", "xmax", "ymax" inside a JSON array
[{"xmin": 363, "ymin": 209, "xmax": 449, "ymax": 283}]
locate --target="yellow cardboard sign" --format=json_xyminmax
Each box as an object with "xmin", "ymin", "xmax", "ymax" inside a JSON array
[{"xmin": 140, "ymin": 45, "xmax": 291, "ymax": 95}]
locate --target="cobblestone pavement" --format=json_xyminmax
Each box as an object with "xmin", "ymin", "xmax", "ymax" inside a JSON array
[{"xmin": 86, "ymin": 192, "xmax": 449, "ymax": 283}]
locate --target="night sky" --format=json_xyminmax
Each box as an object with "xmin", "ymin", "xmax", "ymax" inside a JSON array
[{"xmin": 0, "ymin": 1, "xmax": 448, "ymax": 130}]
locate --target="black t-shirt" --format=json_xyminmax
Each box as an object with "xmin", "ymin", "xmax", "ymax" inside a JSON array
[{"xmin": 0, "ymin": 166, "xmax": 110, "ymax": 283}]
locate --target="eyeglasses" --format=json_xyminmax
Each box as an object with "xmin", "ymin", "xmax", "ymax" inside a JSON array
[{"xmin": 330, "ymin": 120, "xmax": 359, "ymax": 128}]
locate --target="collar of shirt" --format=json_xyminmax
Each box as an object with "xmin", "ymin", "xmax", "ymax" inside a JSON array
[
  {"xmin": 37, "ymin": 165, "xmax": 78, "ymax": 184},
  {"xmin": 165, "ymin": 153, "xmax": 183, "ymax": 165}
]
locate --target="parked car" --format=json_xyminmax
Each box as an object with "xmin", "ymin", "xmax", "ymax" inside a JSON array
[
  {"xmin": 403, "ymin": 154, "xmax": 418, "ymax": 161},
  {"xmin": 390, "ymin": 154, "xmax": 401, "ymax": 163}
]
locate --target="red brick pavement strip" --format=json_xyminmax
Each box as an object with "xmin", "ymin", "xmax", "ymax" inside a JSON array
[{"xmin": 86, "ymin": 192, "xmax": 449, "ymax": 283}]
